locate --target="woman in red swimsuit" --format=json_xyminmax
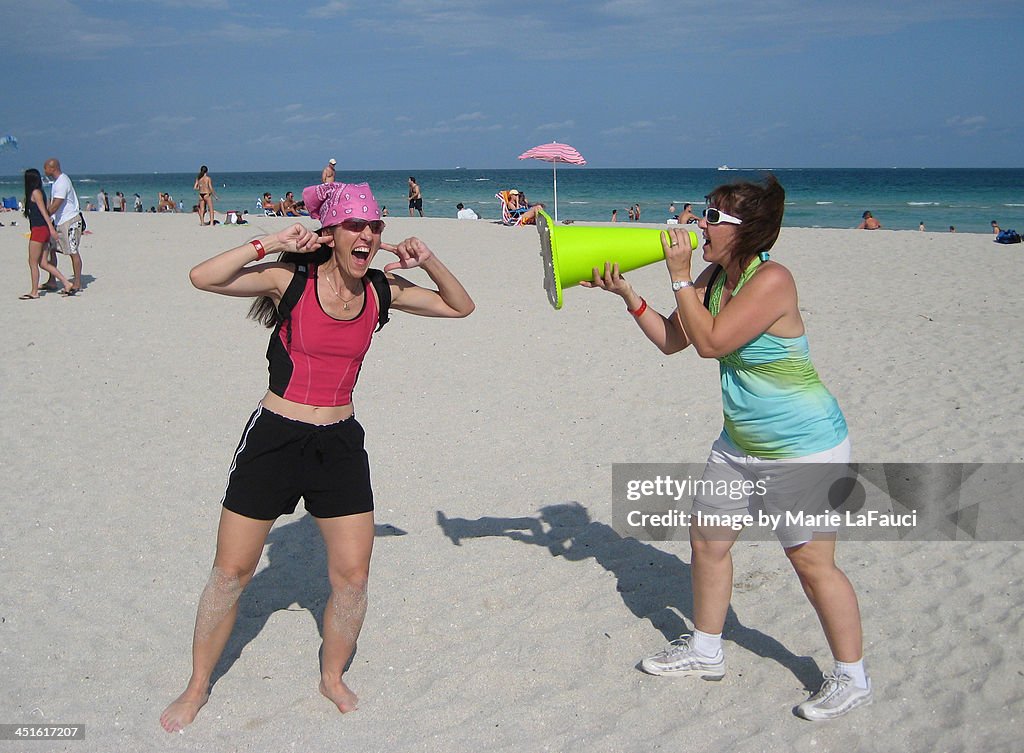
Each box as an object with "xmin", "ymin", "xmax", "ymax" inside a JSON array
[
  {"xmin": 20, "ymin": 168, "xmax": 72, "ymax": 299},
  {"xmin": 161, "ymin": 181, "xmax": 474, "ymax": 733}
]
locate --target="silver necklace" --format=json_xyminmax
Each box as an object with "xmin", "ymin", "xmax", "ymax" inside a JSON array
[{"xmin": 322, "ymin": 269, "xmax": 360, "ymax": 310}]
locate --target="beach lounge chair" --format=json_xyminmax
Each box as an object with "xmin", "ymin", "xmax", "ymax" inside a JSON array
[{"xmin": 496, "ymin": 190, "xmax": 529, "ymax": 226}]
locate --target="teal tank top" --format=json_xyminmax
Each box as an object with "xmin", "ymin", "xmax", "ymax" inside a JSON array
[{"xmin": 708, "ymin": 257, "xmax": 848, "ymax": 459}]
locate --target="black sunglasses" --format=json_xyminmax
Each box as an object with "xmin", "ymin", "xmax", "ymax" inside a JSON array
[{"xmin": 340, "ymin": 218, "xmax": 385, "ymax": 234}]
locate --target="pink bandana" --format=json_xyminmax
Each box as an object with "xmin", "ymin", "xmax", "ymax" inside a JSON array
[{"xmin": 302, "ymin": 182, "xmax": 381, "ymax": 228}]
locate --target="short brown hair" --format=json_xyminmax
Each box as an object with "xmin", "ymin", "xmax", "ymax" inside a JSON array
[{"xmin": 705, "ymin": 174, "xmax": 785, "ymax": 265}]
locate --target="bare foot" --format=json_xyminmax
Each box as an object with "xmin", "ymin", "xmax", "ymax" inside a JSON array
[
  {"xmin": 160, "ymin": 689, "xmax": 209, "ymax": 733},
  {"xmin": 319, "ymin": 677, "xmax": 359, "ymax": 713}
]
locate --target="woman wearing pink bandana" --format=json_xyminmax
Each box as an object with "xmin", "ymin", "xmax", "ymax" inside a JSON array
[{"xmin": 161, "ymin": 182, "xmax": 474, "ymax": 733}]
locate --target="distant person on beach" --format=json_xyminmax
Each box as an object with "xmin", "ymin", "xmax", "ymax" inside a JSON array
[
  {"xmin": 857, "ymin": 210, "xmax": 881, "ymax": 229},
  {"xmin": 611, "ymin": 209, "xmax": 618, "ymax": 222},
  {"xmin": 918, "ymin": 221, "xmax": 925, "ymax": 231},
  {"xmin": 158, "ymin": 193, "xmax": 176, "ymax": 213},
  {"xmin": 582, "ymin": 174, "xmax": 871, "ymax": 721},
  {"xmin": 282, "ymin": 191, "xmax": 304, "ymax": 216},
  {"xmin": 322, "ymin": 158, "xmax": 336, "ymax": 184},
  {"xmin": 950, "ymin": 226, "xmax": 957, "ymax": 233},
  {"xmin": 194, "ymin": 165, "xmax": 216, "ymax": 226},
  {"xmin": 116, "ymin": 192, "xmax": 126, "ymax": 212},
  {"xmin": 678, "ymin": 203, "xmax": 699, "ymax": 224},
  {"xmin": 96, "ymin": 189, "xmax": 108, "ymax": 212},
  {"xmin": 43, "ymin": 158, "xmax": 85, "ymax": 294},
  {"xmin": 381, "ymin": 206, "xmax": 389, "ymax": 217},
  {"xmin": 991, "ymin": 220, "xmax": 1000, "ymax": 235},
  {"xmin": 669, "ymin": 202, "xmax": 676, "ymax": 216},
  {"xmin": 408, "ymin": 176, "xmax": 423, "ymax": 217},
  {"xmin": 456, "ymin": 202, "xmax": 478, "ymax": 220},
  {"xmin": 20, "ymin": 168, "xmax": 72, "ymax": 299},
  {"xmin": 627, "ymin": 205, "xmax": 636, "ymax": 221},
  {"xmin": 517, "ymin": 206, "xmax": 544, "ymax": 224},
  {"xmin": 160, "ymin": 180, "xmax": 474, "ymax": 733},
  {"xmin": 506, "ymin": 190, "xmax": 544, "ymax": 225},
  {"xmin": 133, "ymin": 193, "xmax": 143, "ymax": 212},
  {"xmin": 261, "ymin": 192, "xmax": 283, "ymax": 215}
]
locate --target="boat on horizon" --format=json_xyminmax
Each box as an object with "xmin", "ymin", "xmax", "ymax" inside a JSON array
[{"xmin": 717, "ymin": 164, "xmax": 736, "ymax": 171}]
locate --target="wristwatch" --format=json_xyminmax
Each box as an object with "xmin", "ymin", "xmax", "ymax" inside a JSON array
[{"xmin": 671, "ymin": 279, "xmax": 694, "ymax": 291}]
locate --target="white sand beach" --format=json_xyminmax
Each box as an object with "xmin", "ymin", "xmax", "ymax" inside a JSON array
[{"xmin": 2, "ymin": 212, "xmax": 1022, "ymax": 752}]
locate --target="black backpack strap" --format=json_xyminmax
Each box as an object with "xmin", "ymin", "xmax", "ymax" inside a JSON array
[
  {"xmin": 365, "ymin": 268, "xmax": 391, "ymax": 332},
  {"xmin": 703, "ymin": 265, "xmax": 722, "ymax": 310},
  {"xmin": 277, "ymin": 262, "xmax": 309, "ymax": 321}
]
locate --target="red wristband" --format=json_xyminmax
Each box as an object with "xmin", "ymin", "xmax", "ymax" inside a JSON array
[
  {"xmin": 250, "ymin": 239, "xmax": 266, "ymax": 261},
  {"xmin": 629, "ymin": 297, "xmax": 648, "ymax": 317}
]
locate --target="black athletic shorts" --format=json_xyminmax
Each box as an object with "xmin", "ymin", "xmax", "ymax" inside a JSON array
[
  {"xmin": 408, "ymin": 198, "xmax": 422, "ymax": 211},
  {"xmin": 221, "ymin": 405, "xmax": 374, "ymax": 520}
]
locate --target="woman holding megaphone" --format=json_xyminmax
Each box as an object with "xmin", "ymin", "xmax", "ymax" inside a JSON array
[{"xmin": 583, "ymin": 174, "xmax": 870, "ymax": 721}]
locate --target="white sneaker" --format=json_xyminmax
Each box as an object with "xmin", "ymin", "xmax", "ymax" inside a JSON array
[
  {"xmin": 796, "ymin": 672, "xmax": 873, "ymax": 720},
  {"xmin": 640, "ymin": 635, "xmax": 726, "ymax": 680}
]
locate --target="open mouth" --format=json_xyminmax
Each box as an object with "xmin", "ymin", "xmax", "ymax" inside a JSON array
[{"xmin": 352, "ymin": 247, "xmax": 370, "ymax": 263}]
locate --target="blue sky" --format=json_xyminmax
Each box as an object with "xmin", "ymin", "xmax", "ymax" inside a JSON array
[{"xmin": 3, "ymin": 0, "xmax": 1022, "ymax": 172}]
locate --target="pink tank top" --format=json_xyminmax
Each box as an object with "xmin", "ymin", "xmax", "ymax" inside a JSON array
[{"xmin": 268, "ymin": 268, "xmax": 379, "ymax": 406}]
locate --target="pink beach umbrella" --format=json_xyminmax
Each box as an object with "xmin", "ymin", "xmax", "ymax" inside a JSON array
[{"xmin": 518, "ymin": 142, "xmax": 587, "ymax": 222}]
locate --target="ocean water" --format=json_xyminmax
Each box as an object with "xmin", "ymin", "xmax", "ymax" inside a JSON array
[{"xmin": 1, "ymin": 168, "xmax": 1021, "ymax": 234}]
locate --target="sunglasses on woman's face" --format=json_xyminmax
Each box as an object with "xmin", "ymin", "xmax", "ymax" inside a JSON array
[
  {"xmin": 340, "ymin": 218, "xmax": 385, "ymax": 234},
  {"xmin": 703, "ymin": 207, "xmax": 743, "ymax": 225}
]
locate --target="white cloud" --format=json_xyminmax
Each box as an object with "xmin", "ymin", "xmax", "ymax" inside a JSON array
[
  {"xmin": 945, "ymin": 115, "xmax": 988, "ymax": 135},
  {"xmin": 154, "ymin": 0, "xmax": 230, "ymax": 8},
  {"xmin": 307, "ymin": 1, "xmax": 350, "ymax": 19},
  {"xmin": 207, "ymin": 23, "xmax": 294, "ymax": 43},
  {"xmin": 150, "ymin": 115, "xmax": 197, "ymax": 128},
  {"xmin": 285, "ymin": 113, "xmax": 338, "ymax": 124},
  {"xmin": 403, "ymin": 122, "xmax": 502, "ymax": 137},
  {"xmin": 0, "ymin": 0, "xmax": 137, "ymax": 56},
  {"xmin": 600, "ymin": 121, "xmax": 655, "ymax": 136},
  {"xmin": 946, "ymin": 115, "xmax": 987, "ymax": 128},
  {"xmin": 536, "ymin": 120, "xmax": 575, "ymax": 132},
  {"xmin": 95, "ymin": 123, "xmax": 134, "ymax": 137}
]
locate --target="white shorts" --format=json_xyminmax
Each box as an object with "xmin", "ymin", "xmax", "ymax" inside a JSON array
[
  {"xmin": 691, "ymin": 434, "xmax": 853, "ymax": 548},
  {"xmin": 56, "ymin": 214, "xmax": 84, "ymax": 256}
]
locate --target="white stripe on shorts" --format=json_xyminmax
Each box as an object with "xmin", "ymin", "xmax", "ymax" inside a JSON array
[{"xmin": 219, "ymin": 405, "xmax": 264, "ymax": 505}]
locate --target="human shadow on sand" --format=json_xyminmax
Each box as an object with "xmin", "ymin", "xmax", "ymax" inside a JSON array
[
  {"xmin": 210, "ymin": 515, "xmax": 406, "ymax": 688},
  {"xmin": 437, "ymin": 502, "xmax": 822, "ymax": 690}
]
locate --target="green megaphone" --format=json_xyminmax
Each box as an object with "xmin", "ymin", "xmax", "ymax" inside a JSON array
[{"xmin": 536, "ymin": 209, "xmax": 700, "ymax": 309}]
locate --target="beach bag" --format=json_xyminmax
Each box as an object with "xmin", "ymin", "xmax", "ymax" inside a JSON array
[{"xmin": 995, "ymin": 229, "xmax": 1021, "ymax": 244}]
